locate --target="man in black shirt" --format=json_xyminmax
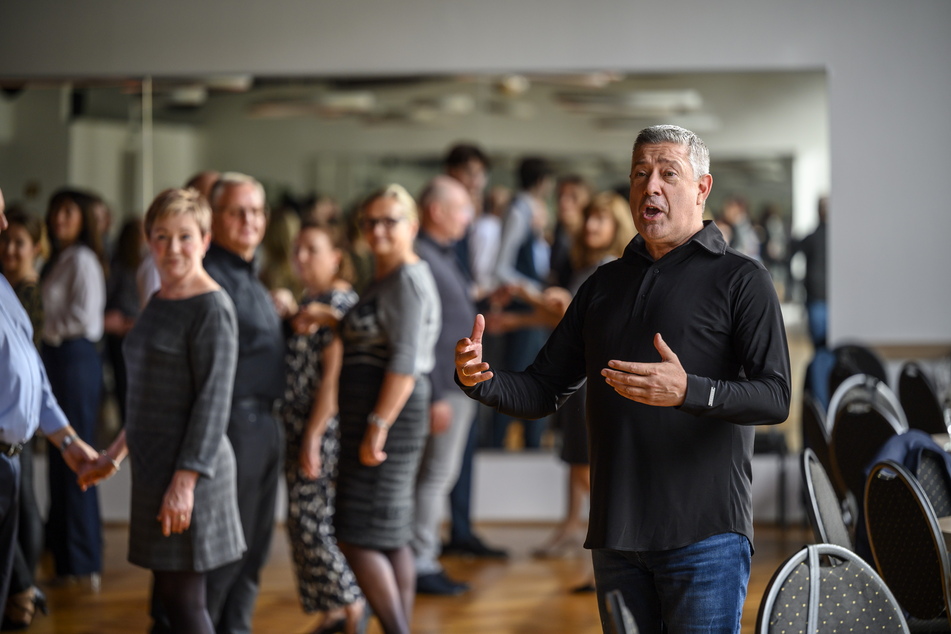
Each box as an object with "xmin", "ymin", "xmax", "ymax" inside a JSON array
[
  {"xmin": 455, "ymin": 125, "xmax": 790, "ymax": 633},
  {"xmin": 203, "ymin": 173, "xmax": 284, "ymax": 634}
]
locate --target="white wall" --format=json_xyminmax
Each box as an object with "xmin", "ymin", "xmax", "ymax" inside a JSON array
[{"xmin": 1, "ymin": 0, "xmax": 949, "ymax": 345}]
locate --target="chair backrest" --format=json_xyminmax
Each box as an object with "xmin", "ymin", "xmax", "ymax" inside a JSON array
[
  {"xmin": 829, "ymin": 376, "xmax": 907, "ymax": 503},
  {"xmin": 826, "ymin": 373, "xmax": 868, "ymax": 435},
  {"xmin": 800, "ymin": 392, "xmax": 848, "ymax": 502},
  {"xmin": 801, "ymin": 448, "xmax": 853, "ymax": 550},
  {"xmin": 916, "ymin": 447, "xmax": 951, "ymax": 518},
  {"xmin": 898, "ymin": 361, "xmax": 948, "ymax": 435},
  {"xmin": 865, "ymin": 460, "xmax": 951, "ymax": 625},
  {"xmin": 755, "ymin": 543, "xmax": 908, "ymax": 634},
  {"xmin": 828, "ymin": 343, "xmax": 889, "ymax": 400},
  {"xmin": 605, "ymin": 589, "xmax": 639, "ymax": 634}
]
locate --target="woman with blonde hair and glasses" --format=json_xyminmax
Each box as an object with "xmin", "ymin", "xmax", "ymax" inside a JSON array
[
  {"xmin": 82, "ymin": 188, "xmax": 245, "ymax": 634},
  {"xmin": 333, "ymin": 185, "xmax": 440, "ymax": 634}
]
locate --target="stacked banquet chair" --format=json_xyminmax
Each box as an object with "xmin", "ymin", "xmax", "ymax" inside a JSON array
[
  {"xmin": 801, "ymin": 391, "xmax": 853, "ymax": 524},
  {"xmin": 801, "ymin": 447, "xmax": 853, "ymax": 551},
  {"xmin": 898, "ymin": 361, "xmax": 949, "ymax": 435},
  {"xmin": 827, "ymin": 343, "xmax": 889, "ymax": 403},
  {"xmin": 865, "ymin": 458, "xmax": 951, "ymax": 630},
  {"xmin": 828, "ymin": 374, "xmax": 908, "ymax": 511},
  {"xmin": 755, "ymin": 543, "xmax": 908, "ymax": 633}
]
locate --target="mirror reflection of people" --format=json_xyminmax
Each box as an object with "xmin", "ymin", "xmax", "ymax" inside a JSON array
[
  {"xmin": 528, "ymin": 193, "xmax": 635, "ymax": 597},
  {"xmin": 81, "ymin": 188, "xmax": 245, "ymax": 634},
  {"xmin": 40, "ymin": 187, "xmax": 108, "ymax": 589},
  {"xmin": 791, "ymin": 196, "xmax": 831, "ymax": 407},
  {"xmin": 455, "ymin": 125, "xmax": 790, "ymax": 633}
]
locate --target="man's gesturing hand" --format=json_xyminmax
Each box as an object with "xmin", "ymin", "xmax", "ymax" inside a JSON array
[
  {"xmin": 601, "ymin": 333, "xmax": 687, "ymax": 407},
  {"xmin": 455, "ymin": 314, "xmax": 494, "ymax": 387}
]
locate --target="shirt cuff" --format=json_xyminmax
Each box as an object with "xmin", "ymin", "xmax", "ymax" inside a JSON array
[{"xmin": 679, "ymin": 374, "xmax": 715, "ymax": 415}]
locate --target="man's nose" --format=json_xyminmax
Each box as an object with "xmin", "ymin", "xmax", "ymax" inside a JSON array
[{"xmin": 644, "ymin": 171, "xmax": 664, "ymax": 194}]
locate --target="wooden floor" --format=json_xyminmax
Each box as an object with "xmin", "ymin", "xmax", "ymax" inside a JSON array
[{"xmin": 27, "ymin": 521, "xmax": 812, "ymax": 634}]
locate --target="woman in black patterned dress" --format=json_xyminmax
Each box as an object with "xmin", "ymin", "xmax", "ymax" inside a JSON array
[{"xmin": 279, "ymin": 221, "xmax": 365, "ymax": 634}]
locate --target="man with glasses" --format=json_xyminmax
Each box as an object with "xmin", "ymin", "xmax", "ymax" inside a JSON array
[{"xmin": 201, "ymin": 173, "xmax": 284, "ymax": 634}]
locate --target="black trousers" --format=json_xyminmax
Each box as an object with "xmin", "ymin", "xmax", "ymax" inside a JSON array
[
  {"xmin": 0, "ymin": 454, "xmax": 22, "ymax": 609},
  {"xmin": 42, "ymin": 339, "xmax": 102, "ymax": 576},
  {"xmin": 8, "ymin": 440, "xmax": 42, "ymax": 595},
  {"xmin": 205, "ymin": 400, "xmax": 283, "ymax": 634}
]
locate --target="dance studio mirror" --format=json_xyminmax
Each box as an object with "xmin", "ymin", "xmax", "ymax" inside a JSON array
[{"xmin": 0, "ymin": 69, "xmax": 828, "ymax": 451}]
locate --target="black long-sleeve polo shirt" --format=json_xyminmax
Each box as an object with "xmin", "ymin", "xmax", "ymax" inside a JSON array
[
  {"xmin": 460, "ymin": 220, "xmax": 790, "ymax": 552},
  {"xmin": 204, "ymin": 243, "xmax": 284, "ymax": 405}
]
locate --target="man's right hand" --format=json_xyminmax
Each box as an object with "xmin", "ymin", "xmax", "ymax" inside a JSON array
[{"xmin": 455, "ymin": 314, "xmax": 494, "ymax": 387}]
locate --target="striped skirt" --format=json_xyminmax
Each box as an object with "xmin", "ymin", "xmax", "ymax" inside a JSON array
[{"xmin": 334, "ymin": 364, "xmax": 430, "ymax": 550}]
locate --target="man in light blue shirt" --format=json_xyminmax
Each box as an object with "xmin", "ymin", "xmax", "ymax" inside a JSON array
[{"xmin": 0, "ymin": 185, "xmax": 99, "ymax": 612}]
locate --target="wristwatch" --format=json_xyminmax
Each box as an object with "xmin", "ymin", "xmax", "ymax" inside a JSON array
[
  {"xmin": 367, "ymin": 413, "xmax": 391, "ymax": 431},
  {"xmin": 59, "ymin": 433, "xmax": 79, "ymax": 452}
]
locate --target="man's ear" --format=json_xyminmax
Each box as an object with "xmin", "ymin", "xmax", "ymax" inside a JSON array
[{"xmin": 697, "ymin": 173, "xmax": 713, "ymax": 206}]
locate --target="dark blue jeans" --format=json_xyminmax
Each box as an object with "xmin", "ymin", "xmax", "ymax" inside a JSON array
[
  {"xmin": 592, "ymin": 532, "xmax": 751, "ymax": 634},
  {"xmin": 42, "ymin": 338, "xmax": 102, "ymax": 576}
]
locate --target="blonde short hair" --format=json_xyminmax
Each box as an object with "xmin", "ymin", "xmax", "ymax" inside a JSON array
[
  {"xmin": 144, "ymin": 188, "xmax": 212, "ymax": 238},
  {"xmin": 360, "ymin": 183, "xmax": 418, "ymax": 224}
]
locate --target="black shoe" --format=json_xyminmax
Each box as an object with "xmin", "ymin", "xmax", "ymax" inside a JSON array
[
  {"xmin": 416, "ymin": 571, "xmax": 469, "ymax": 596},
  {"xmin": 442, "ymin": 536, "xmax": 509, "ymax": 559}
]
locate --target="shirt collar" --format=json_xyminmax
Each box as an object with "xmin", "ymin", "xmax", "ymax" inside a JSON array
[
  {"xmin": 208, "ymin": 241, "xmax": 258, "ymax": 272},
  {"xmin": 417, "ymin": 230, "xmax": 454, "ymax": 253},
  {"xmin": 624, "ymin": 219, "xmax": 727, "ymax": 263}
]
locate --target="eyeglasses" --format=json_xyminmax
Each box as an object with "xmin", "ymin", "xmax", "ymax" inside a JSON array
[
  {"xmin": 360, "ymin": 216, "xmax": 405, "ymax": 232},
  {"xmin": 222, "ymin": 206, "xmax": 267, "ymax": 221}
]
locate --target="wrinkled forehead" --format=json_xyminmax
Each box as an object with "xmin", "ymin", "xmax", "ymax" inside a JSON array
[{"xmin": 631, "ymin": 142, "xmax": 691, "ymax": 167}]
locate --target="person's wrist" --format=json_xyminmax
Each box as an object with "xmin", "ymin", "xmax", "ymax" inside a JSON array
[
  {"xmin": 59, "ymin": 433, "xmax": 79, "ymax": 452},
  {"xmin": 101, "ymin": 450, "xmax": 121, "ymax": 471},
  {"xmin": 367, "ymin": 413, "xmax": 391, "ymax": 431}
]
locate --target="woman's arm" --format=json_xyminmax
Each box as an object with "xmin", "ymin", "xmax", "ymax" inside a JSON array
[
  {"xmin": 158, "ymin": 469, "xmax": 200, "ymax": 536},
  {"xmin": 299, "ymin": 337, "xmax": 343, "ymax": 479},
  {"xmin": 359, "ymin": 372, "xmax": 416, "ymax": 467},
  {"xmin": 77, "ymin": 429, "xmax": 128, "ymax": 490}
]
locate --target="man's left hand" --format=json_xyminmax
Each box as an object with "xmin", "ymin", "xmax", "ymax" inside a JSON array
[{"xmin": 601, "ymin": 333, "xmax": 687, "ymax": 407}]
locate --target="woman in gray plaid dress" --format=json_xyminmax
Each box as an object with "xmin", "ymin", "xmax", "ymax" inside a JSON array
[
  {"xmin": 83, "ymin": 189, "xmax": 245, "ymax": 634},
  {"xmin": 279, "ymin": 221, "xmax": 366, "ymax": 634}
]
